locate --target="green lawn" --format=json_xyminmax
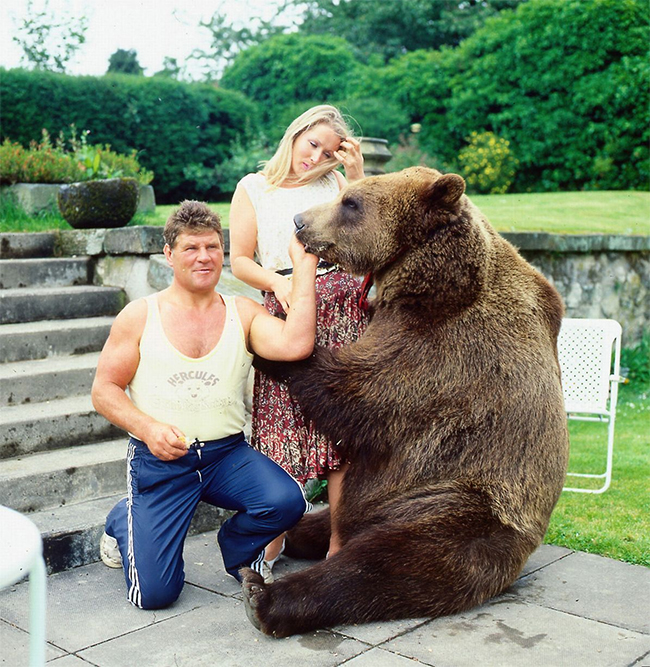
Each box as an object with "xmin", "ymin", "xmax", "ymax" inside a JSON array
[
  {"xmin": 545, "ymin": 382, "xmax": 650, "ymax": 567},
  {"xmin": 472, "ymin": 190, "xmax": 650, "ymax": 235},
  {"xmin": 142, "ymin": 190, "xmax": 650, "ymax": 235},
  {"xmin": 3, "ymin": 190, "xmax": 649, "ymax": 235}
]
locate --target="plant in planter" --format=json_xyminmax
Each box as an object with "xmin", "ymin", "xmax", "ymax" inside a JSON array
[
  {"xmin": 0, "ymin": 126, "xmax": 154, "ymax": 227},
  {"xmin": 56, "ymin": 129, "xmax": 151, "ymax": 229}
]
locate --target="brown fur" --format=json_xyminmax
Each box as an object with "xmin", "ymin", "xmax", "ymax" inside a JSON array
[{"xmin": 242, "ymin": 167, "xmax": 569, "ymax": 637}]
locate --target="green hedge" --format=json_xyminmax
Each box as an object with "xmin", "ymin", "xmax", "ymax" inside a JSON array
[{"xmin": 0, "ymin": 69, "xmax": 259, "ymax": 202}]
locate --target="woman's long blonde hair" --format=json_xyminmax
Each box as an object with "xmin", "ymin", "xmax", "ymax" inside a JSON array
[{"xmin": 261, "ymin": 105, "xmax": 354, "ymax": 188}]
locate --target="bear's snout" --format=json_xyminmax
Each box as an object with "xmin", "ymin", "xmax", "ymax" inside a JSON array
[{"xmin": 293, "ymin": 213, "xmax": 305, "ymax": 231}]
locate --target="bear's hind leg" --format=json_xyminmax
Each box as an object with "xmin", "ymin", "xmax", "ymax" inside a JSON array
[
  {"xmin": 283, "ymin": 506, "xmax": 331, "ymax": 560},
  {"xmin": 241, "ymin": 490, "xmax": 535, "ymax": 637}
]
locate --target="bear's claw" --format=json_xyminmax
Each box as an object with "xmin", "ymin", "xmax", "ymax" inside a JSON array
[{"xmin": 240, "ymin": 567, "xmax": 265, "ymax": 632}]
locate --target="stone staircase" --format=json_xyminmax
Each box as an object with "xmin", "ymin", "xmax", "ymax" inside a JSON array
[{"xmin": 0, "ymin": 232, "xmax": 226, "ymax": 574}]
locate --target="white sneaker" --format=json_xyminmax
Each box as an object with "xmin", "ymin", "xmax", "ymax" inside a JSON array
[
  {"xmin": 100, "ymin": 532, "xmax": 122, "ymax": 569},
  {"xmin": 261, "ymin": 537, "xmax": 285, "ymax": 584},
  {"xmin": 262, "ymin": 561, "xmax": 274, "ymax": 584}
]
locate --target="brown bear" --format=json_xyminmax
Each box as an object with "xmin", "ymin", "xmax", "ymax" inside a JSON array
[{"xmin": 241, "ymin": 166, "xmax": 570, "ymax": 637}]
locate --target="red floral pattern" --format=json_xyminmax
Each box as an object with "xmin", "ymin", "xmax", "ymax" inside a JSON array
[{"xmin": 251, "ymin": 270, "xmax": 369, "ymax": 483}]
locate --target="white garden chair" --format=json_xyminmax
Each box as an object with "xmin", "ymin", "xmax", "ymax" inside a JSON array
[{"xmin": 557, "ymin": 318, "xmax": 624, "ymax": 494}]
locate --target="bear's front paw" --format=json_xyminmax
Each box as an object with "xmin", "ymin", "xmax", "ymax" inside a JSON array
[{"xmin": 240, "ymin": 567, "xmax": 266, "ymax": 632}]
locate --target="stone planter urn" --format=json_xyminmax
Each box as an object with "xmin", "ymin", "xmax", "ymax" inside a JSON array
[{"xmin": 57, "ymin": 178, "xmax": 140, "ymax": 229}]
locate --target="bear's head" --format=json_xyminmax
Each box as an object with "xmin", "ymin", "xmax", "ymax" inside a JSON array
[{"xmin": 294, "ymin": 167, "xmax": 467, "ymax": 276}]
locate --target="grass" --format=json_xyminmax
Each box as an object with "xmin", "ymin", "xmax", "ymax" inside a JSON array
[
  {"xmin": 2, "ymin": 190, "xmax": 649, "ymax": 235},
  {"xmin": 125, "ymin": 191, "xmax": 650, "ymax": 235},
  {"xmin": 545, "ymin": 381, "xmax": 650, "ymax": 567},
  {"xmin": 472, "ymin": 190, "xmax": 650, "ymax": 235}
]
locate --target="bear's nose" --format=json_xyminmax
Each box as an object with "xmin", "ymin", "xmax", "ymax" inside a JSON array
[{"xmin": 294, "ymin": 214, "xmax": 305, "ymax": 231}]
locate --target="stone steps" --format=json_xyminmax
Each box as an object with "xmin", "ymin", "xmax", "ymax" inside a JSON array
[
  {"xmin": 0, "ymin": 351, "xmax": 100, "ymax": 405},
  {"xmin": 0, "ymin": 437, "xmax": 127, "ymax": 513},
  {"xmin": 0, "ymin": 317, "xmax": 114, "ymax": 363},
  {"xmin": 1, "ymin": 285, "xmax": 125, "ymax": 324},
  {"xmin": 0, "ymin": 231, "xmax": 56, "ymax": 259},
  {"xmin": 0, "ymin": 229, "xmax": 229, "ymax": 574},
  {"xmin": 0, "ymin": 256, "xmax": 91, "ymax": 289},
  {"xmin": 0, "ymin": 394, "xmax": 124, "ymax": 459}
]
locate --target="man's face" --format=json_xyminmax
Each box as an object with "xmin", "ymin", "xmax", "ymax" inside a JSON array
[{"xmin": 164, "ymin": 230, "xmax": 223, "ymax": 292}]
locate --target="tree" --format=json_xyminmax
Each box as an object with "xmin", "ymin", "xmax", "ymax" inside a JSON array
[
  {"xmin": 152, "ymin": 57, "xmax": 182, "ymax": 80},
  {"xmin": 443, "ymin": 0, "xmax": 650, "ymax": 191},
  {"xmin": 188, "ymin": 3, "xmax": 292, "ymax": 80},
  {"xmin": 384, "ymin": 0, "xmax": 648, "ymax": 192},
  {"xmin": 12, "ymin": 0, "xmax": 88, "ymax": 73},
  {"xmin": 220, "ymin": 33, "xmax": 360, "ymax": 122},
  {"xmin": 107, "ymin": 49, "xmax": 144, "ymax": 76},
  {"xmin": 292, "ymin": 0, "xmax": 527, "ymax": 63}
]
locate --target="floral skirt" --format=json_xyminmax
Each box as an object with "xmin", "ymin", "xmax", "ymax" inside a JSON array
[{"xmin": 251, "ymin": 270, "xmax": 369, "ymax": 483}]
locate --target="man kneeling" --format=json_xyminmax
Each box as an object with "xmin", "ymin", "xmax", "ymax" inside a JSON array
[{"xmin": 91, "ymin": 200, "xmax": 317, "ymax": 609}]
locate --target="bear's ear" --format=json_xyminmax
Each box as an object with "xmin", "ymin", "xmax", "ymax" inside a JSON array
[{"xmin": 422, "ymin": 173, "xmax": 466, "ymax": 210}]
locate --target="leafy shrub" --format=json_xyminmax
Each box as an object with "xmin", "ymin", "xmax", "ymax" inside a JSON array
[
  {"xmin": 66, "ymin": 126, "xmax": 154, "ymax": 183},
  {"xmin": 621, "ymin": 332, "xmax": 650, "ymax": 387},
  {"xmin": 0, "ymin": 136, "xmax": 79, "ymax": 184},
  {"xmin": 457, "ymin": 131, "xmax": 518, "ymax": 194},
  {"xmin": 333, "ymin": 97, "xmax": 411, "ymax": 145},
  {"xmin": 357, "ymin": 0, "xmax": 649, "ymax": 193},
  {"xmin": 0, "ymin": 127, "xmax": 153, "ymax": 185}
]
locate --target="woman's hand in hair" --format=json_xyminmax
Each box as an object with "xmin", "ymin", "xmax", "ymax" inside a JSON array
[{"xmin": 334, "ymin": 137, "xmax": 365, "ymax": 182}]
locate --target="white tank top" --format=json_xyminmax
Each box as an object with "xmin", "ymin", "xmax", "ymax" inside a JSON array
[
  {"xmin": 239, "ymin": 172, "xmax": 339, "ymax": 271},
  {"xmin": 128, "ymin": 293, "xmax": 253, "ymax": 441}
]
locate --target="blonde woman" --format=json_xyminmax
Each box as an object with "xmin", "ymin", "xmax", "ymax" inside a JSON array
[{"xmin": 229, "ymin": 105, "xmax": 368, "ymax": 580}]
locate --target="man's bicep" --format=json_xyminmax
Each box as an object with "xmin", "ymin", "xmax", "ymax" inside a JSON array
[
  {"xmin": 95, "ymin": 306, "xmax": 144, "ymax": 389},
  {"xmin": 247, "ymin": 308, "xmax": 286, "ymax": 360}
]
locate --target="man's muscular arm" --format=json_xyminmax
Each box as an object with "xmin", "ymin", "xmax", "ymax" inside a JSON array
[
  {"xmin": 91, "ymin": 300, "xmax": 188, "ymax": 461},
  {"xmin": 243, "ymin": 235, "xmax": 319, "ymax": 361}
]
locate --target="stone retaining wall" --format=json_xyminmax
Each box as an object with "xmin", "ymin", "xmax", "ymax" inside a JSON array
[
  {"xmin": 1, "ymin": 183, "xmax": 156, "ymax": 215},
  {"xmin": 55, "ymin": 226, "xmax": 649, "ymax": 346}
]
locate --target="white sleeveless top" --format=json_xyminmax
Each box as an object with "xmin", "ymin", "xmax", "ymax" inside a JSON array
[
  {"xmin": 128, "ymin": 293, "xmax": 253, "ymax": 441},
  {"xmin": 239, "ymin": 172, "xmax": 340, "ymax": 271}
]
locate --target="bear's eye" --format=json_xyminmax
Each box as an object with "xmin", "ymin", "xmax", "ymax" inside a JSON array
[{"xmin": 342, "ymin": 198, "xmax": 358, "ymax": 210}]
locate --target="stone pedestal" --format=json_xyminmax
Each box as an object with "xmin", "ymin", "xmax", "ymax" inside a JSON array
[{"xmin": 360, "ymin": 137, "xmax": 393, "ymax": 175}]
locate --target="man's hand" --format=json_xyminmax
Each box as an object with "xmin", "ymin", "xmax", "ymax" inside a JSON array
[
  {"xmin": 142, "ymin": 422, "xmax": 189, "ymax": 461},
  {"xmin": 288, "ymin": 234, "xmax": 319, "ymax": 275}
]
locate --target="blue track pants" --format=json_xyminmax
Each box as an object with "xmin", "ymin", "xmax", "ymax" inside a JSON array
[{"xmin": 105, "ymin": 433, "xmax": 308, "ymax": 609}]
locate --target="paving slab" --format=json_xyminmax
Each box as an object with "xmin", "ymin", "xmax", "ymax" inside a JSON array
[
  {"xmin": 382, "ymin": 597, "xmax": 650, "ymax": 667},
  {"xmin": 0, "ymin": 618, "xmax": 65, "ymax": 664},
  {"xmin": 509, "ymin": 549, "xmax": 650, "ymax": 634},
  {"xmin": 343, "ymin": 648, "xmax": 430, "ymax": 666},
  {"xmin": 1, "ymin": 533, "xmax": 648, "ymax": 667},
  {"xmin": 78, "ymin": 601, "xmax": 368, "ymax": 667}
]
